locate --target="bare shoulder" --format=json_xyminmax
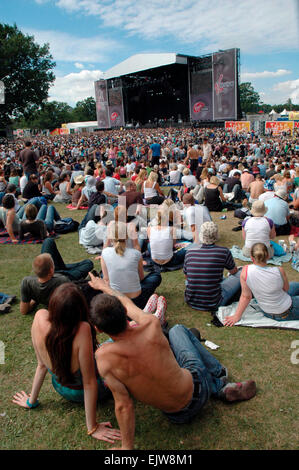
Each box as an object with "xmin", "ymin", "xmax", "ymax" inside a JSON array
[
  {"xmin": 95, "ymin": 343, "xmax": 116, "ymax": 376},
  {"xmin": 75, "ymin": 321, "xmax": 92, "ymax": 343},
  {"xmin": 32, "ymin": 308, "xmax": 49, "ymax": 328},
  {"xmin": 77, "ymin": 321, "xmax": 92, "ymax": 334}
]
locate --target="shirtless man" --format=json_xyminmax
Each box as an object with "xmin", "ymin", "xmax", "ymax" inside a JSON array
[
  {"xmin": 88, "ymin": 275, "xmax": 257, "ymax": 450},
  {"xmin": 248, "ymin": 175, "xmax": 265, "ymax": 203},
  {"xmin": 185, "ymin": 144, "xmax": 201, "ymax": 175}
]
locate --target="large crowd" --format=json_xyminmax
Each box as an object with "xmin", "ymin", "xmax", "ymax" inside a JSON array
[{"xmin": 1, "ymin": 126, "xmax": 299, "ymax": 449}]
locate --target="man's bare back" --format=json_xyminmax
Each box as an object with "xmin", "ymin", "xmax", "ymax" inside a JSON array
[{"xmin": 96, "ymin": 316, "xmax": 193, "ymax": 413}]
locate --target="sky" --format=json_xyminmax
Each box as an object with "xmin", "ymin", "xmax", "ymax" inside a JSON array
[{"xmin": 1, "ymin": 0, "xmax": 299, "ymax": 107}]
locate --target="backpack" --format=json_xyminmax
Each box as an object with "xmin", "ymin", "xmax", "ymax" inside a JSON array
[{"xmin": 54, "ymin": 217, "xmax": 79, "ymax": 234}]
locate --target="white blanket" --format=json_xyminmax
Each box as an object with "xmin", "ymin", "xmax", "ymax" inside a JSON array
[{"xmin": 217, "ymin": 300, "xmax": 299, "ymax": 330}]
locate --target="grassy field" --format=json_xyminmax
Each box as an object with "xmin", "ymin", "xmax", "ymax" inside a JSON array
[{"xmin": 0, "ymin": 202, "xmax": 298, "ymax": 450}]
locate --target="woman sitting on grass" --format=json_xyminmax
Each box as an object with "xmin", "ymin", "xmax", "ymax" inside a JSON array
[
  {"xmin": 224, "ymin": 242, "xmax": 299, "ymax": 326},
  {"xmin": 13, "ymin": 283, "xmax": 121, "ymax": 444},
  {"xmin": 0, "ymin": 194, "xmax": 20, "ymax": 243},
  {"xmin": 143, "ymin": 170, "xmax": 165, "ymax": 205},
  {"xmin": 101, "ymin": 221, "xmax": 162, "ymax": 309},
  {"xmin": 147, "ymin": 207, "xmax": 186, "ymax": 269},
  {"xmin": 19, "ymin": 203, "xmax": 61, "ymax": 240}
]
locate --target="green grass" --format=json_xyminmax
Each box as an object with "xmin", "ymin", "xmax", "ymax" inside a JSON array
[{"xmin": 0, "ymin": 203, "xmax": 298, "ymax": 450}]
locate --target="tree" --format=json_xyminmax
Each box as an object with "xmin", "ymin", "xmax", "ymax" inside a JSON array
[
  {"xmin": 72, "ymin": 97, "xmax": 97, "ymax": 122},
  {"xmin": 13, "ymin": 101, "xmax": 73, "ymax": 131},
  {"xmin": 0, "ymin": 23, "xmax": 56, "ymax": 126},
  {"xmin": 239, "ymin": 82, "xmax": 261, "ymax": 114}
]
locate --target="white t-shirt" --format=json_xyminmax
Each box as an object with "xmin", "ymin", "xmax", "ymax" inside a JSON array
[
  {"xmin": 242, "ymin": 216, "xmax": 273, "ymax": 251},
  {"xmin": 169, "ymin": 170, "xmax": 181, "ymax": 184},
  {"xmin": 246, "ymin": 264, "xmax": 291, "ymax": 314},
  {"xmin": 203, "ymin": 143, "xmax": 212, "ymax": 160},
  {"xmin": 182, "ymin": 174, "xmax": 197, "ymax": 188},
  {"xmin": 20, "ymin": 175, "xmax": 28, "ymax": 194},
  {"xmin": 79, "ymin": 220, "xmax": 107, "ymax": 247},
  {"xmin": 149, "ymin": 226, "xmax": 173, "ymax": 261},
  {"xmin": 101, "ymin": 247, "xmax": 141, "ymax": 293},
  {"xmin": 183, "ymin": 205, "xmax": 211, "ymax": 240}
]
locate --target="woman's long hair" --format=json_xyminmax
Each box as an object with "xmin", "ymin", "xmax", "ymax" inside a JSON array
[
  {"xmin": 108, "ymin": 221, "xmax": 127, "ymax": 256},
  {"xmin": 45, "ymin": 283, "xmax": 96, "ymax": 386}
]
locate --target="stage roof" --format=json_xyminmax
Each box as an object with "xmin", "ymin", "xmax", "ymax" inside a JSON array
[{"xmin": 103, "ymin": 53, "xmax": 189, "ymax": 80}]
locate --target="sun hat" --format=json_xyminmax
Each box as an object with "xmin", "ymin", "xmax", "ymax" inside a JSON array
[
  {"xmin": 274, "ymin": 188, "xmax": 287, "ymax": 200},
  {"xmin": 106, "ymin": 160, "xmax": 113, "ymax": 166},
  {"xmin": 251, "ymin": 200, "xmax": 268, "ymax": 217},
  {"xmin": 199, "ymin": 221, "xmax": 219, "ymax": 245},
  {"xmin": 264, "ymin": 179, "xmax": 275, "ymax": 191},
  {"xmin": 74, "ymin": 174, "xmax": 84, "ymax": 184}
]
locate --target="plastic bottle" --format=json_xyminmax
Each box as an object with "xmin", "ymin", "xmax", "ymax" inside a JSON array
[{"xmin": 292, "ymin": 251, "xmax": 299, "ymax": 271}]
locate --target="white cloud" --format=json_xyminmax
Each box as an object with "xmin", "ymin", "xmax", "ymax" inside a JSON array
[
  {"xmin": 273, "ymin": 78, "xmax": 299, "ymax": 104},
  {"xmin": 48, "ymin": 69, "xmax": 104, "ymax": 105},
  {"xmin": 241, "ymin": 69, "xmax": 292, "ymax": 80},
  {"xmin": 23, "ymin": 28, "xmax": 121, "ymax": 63},
  {"xmin": 74, "ymin": 62, "xmax": 84, "ymax": 69},
  {"xmin": 45, "ymin": 0, "xmax": 299, "ymax": 54}
]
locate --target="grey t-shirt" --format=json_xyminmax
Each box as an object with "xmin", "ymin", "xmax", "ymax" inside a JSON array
[{"xmin": 20, "ymin": 274, "xmax": 69, "ymax": 306}]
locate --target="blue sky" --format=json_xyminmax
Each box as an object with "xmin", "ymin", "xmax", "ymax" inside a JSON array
[{"xmin": 2, "ymin": 0, "xmax": 299, "ymax": 106}]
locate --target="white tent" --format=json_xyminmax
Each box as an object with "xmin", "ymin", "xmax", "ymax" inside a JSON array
[
  {"xmin": 269, "ymin": 109, "xmax": 277, "ymax": 115},
  {"xmin": 280, "ymin": 109, "xmax": 289, "ymax": 116}
]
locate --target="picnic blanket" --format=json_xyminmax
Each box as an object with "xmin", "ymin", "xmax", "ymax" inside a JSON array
[
  {"xmin": 67, "ymin": 204, "xmax": 88, "ymax": 210},
  {"xmin": 217, "ymin": 300, "xmax": 299, "ymax": 331},
  {"xmin": 230, "ymin": 245, "xmax": 292, "ymax": 266},
  {"xmin": 161, "ymin": 183, "xmax": 182, "ymax": 188},
  {"xmin": 0, "ymin": 229, "xmax": 56, "ymax": 245}
]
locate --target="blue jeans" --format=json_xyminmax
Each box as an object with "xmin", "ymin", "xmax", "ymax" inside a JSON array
[
  {"xmin": 36, "ymin": 204, "xmax": 60, "ymax": 231},
  {"xmin": 263, "ymin": 282, "xmax": 299, "ymax": 321},
  {"xmin": 78, "ymin": 204, "xmax": 100, "ymax": 230},
  {"xmin": 164, "ymin": 325, "xmax": 225, "ymax": 424},
  {"xmin": 148, "ymin": 244, "xmax": 186, "ymax": 268},
  {"xmin": 132, "ymin": 273, "xmax": 162, "ymax": 309},
  {"xmin": 41, "ymin": 238, "xmax": 93, "ymax": 281},
  {"xmin": 218, "ymin": 270, "xmax": 241, "ymax": 307},
  {"xmin": 18, "ymin": 197, "xmax": 46, "ymax": 219}
]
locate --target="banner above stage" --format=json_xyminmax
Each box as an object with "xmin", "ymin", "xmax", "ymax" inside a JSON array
[
  {"xmin": 265, "ymin": 121, "xmax": 294, "ymax": 135},
  {"xmin": 95, "ymin": 79, "xmax": 110, "ymax": 129},
  {"xmin": 289, "ymin": 111, "xmax": 299, "ymax": 121},
  {"xmin": 225, "ymin": 121, "xmax": 250, "ymax": 133},
  {"xmin": 212, "ymin": 49, "xmax": 238, "ymax": 121}
]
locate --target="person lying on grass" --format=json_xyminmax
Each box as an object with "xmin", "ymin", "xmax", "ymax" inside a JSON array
[
  {"xmin": 13, "ymin": 282, "xmax": 121, "ymax": 444},
  {"xmin": 88, "ymin": 273, "xmax": 257, "ymax": 451}
]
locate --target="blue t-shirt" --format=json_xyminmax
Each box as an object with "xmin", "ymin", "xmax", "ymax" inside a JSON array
[
  {"xmin": 150, "ymin": 143, "xmax": 161, "ymax": 157},
  {"xmin": 264, "ymin": 197, "xmax": 289, "ymax": 226}
]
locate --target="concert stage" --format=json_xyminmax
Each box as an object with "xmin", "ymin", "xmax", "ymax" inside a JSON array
[{"xmin": 94, "ymin": 50, "xmax": 241, "ymax": 128}]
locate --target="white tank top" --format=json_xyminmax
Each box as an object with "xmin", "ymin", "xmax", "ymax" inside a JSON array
[
  {"xmin": 143, "ymin": 181, "xmax": 157, "ymax": 199},
  {"xmin": 150, "ymin": 226, "xmax": 173, "ymax": 260},
  {"xmin": 246, "ymin": 264, "xmax": 292, "ymax": 314}
]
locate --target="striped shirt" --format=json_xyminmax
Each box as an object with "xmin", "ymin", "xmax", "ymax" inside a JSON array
[{"xmin": 183, "ymin": 244, "xmax": 235, "ymax": 310}]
